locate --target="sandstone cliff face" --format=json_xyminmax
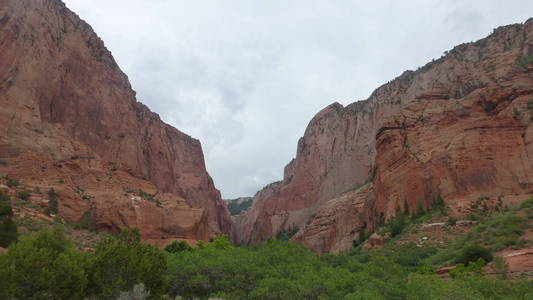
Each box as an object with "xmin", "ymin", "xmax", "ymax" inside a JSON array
[
  {"xmin": 236, "ymin": 19, "xmax": 533, "ymax": 253},
  {"xmin": 0, "ymin": 0, "xmax": 232, "ymax": 242}
]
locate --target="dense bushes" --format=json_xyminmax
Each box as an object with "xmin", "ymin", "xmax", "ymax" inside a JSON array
[
  {"xmin": 455, "ymin": 245, "xmax": 493, "ymax": 265},
  {"xmin": 165, "ymin": 240, "xmax": 192, "ymax": 253},
  {"xmin": 0, "ymin": 228, "xmax": 166, "ymax": 300},
  {"xmin": 0, "ymin": 229, "xmax": 87, "ymax": 299},
  {"xmin": 86, "ymin": 228, "xmax": 167, "ymax": 298},
  {"xmin": 164, "ymin": 236, "xmax": 532, "ymax": 299},
  {"xmin": 0, "ymin": 216, "xmax": 532, "ymax": 299},
  {"xmin": 426, "ymin": 211, "xmax": 529, "ymax": 267}
]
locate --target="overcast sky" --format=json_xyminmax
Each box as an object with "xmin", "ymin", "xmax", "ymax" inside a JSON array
[{"xmin": 63, "ymin": 0, "xmax": 532, "ymax": 199}]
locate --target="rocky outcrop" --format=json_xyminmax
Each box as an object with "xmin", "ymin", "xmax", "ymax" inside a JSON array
[
  {"xmin": 236, "ymin": 18, "xmax": 533, "ymax": 253},
  {"xmin": 224, "ymin": 197, "xmax": 253, "ymax": 216},
  {"xmin": 0, "ymin": 0, "xmax": 232, "ymax": 243}
]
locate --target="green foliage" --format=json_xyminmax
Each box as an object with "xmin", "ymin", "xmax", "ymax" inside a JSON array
[
  {"xmin": 517, "ymin": 55, "xmax": 533, "ymax": 68},
  {"xmin": 166, "ymin": 239, "xmax": 388, "ymax": 299},
  {"xmin": 406, "ymin": 272, "xmax": 533, "ymax": 299},
  {"xmin": 5, "ymin": 176, "xmax": 19, "ymax": 188},
  {"xmin": 492, "ymin": 256, "xmax": 509, "ymax": 279},
  {"xmin": 1, "ymin": 224, "xmax": 533, "ymax": 299},
  {"xmin": 86, "ymin": 228, "xmax": 166, "ymax": 299},
  {"xmin": 164, "ymin": 237, "xmax": 533, "ymax": 299},
  {"xmin": 432, "ymin": 195, "xmax": 445, "ymax": 211},
  {"xmin": 47, "ymin": 188, "xmax": 59, "ymax": 215},
  {"xmin": 275, "ymin": 223, "xmax": 299, "ymax": 241},
  {"xmin": 455, "ymin": 245, "xmax": 493, "ymax": 266},
  {"xmin": 389, "ymin": 212, "xmax": 407, "ymax": 237},
  {"xmin": 447, "ymin": 216, "xmax": 457, "ymax": 226},
  {"xmin": 520, "ymin": 197, "xmax": 533, "ymax": 209},
  {"xmin": 0, "ymin": 216, "xmax": 18, "ymax": 248},
  {"xmin": 138, "ymin": 189, "xmax": 161, "ymax": 206},
  {"xmin": 74, "ymin": 209, "xmax": 96, "ymax": 232},
  {"xmin": 17, "ymin": 189, "xmax": 31, "ymax": 200},
  {"xmin": 138, "ymin": 189, "xmax": 154, "ymax": 201},
  {"xmin": 165, "ymin": 240, "xmax": 192, "ymax": 253},
  {"xmin": 449, "ymin": 258, "xmax": 486, "ymax": 278},
  {"xmin": 481, "ymin": 214, "xmax": 528, "ymax": 251},
  {"xmin": 427, "ymin": 210, "xmax": 529, "ymax": 267},
  {"xmin": 1, "ymin": 229, "xmax": 87, "ymax": 299},
  {"xmin": 352, "ymin": 229, "xmax": 367, "ymax": 247},
  {"xmin": 0, "ymin": 191, "xmax": 17, "ymax": 247}
]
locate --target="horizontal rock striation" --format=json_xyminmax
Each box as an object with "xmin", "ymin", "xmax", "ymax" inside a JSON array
[
  {"xmin": 0, "ymin": 0, "xmax": 232, "ymax": 242},
  {"xmin": 236, "ymin": 18, "xmax": 533, "ymax": 253}
]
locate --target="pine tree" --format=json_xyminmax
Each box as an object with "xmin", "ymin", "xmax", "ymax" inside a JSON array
[{"xmin": 0, "ymin": 191, "xmax": 17, "ymax": 247}]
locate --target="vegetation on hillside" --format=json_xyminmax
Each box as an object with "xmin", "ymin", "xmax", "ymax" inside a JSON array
[{"xmin": 1, "ymin": 197, "xmax": 533, "ymax": 299}]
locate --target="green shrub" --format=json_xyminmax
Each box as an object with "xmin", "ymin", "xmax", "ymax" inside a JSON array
[
  {"xmin": 138, "ymin": 189, "xmax": 161, "ymax": 206},
  {"xmin": 481, "ymin": 214, "xmax": 528, "ymax": 251},
  {"xmin": 5, "ymin": 176, "xmax": 19, "ymax": 188},
  {"xmin": 17, "ymin": 190, "xmax": 31, "ymax": 201},
  {"xmin": 389, "ymin": 213, "xmax": 407, "ymax": 237},
  {"xmin": 164, "ymin": 240, "xmax": 192, "ymax": 253},
  {"xmin": 447, "ymin": 217, "xmax": 457, "ymax": 226},
  {"xmin": 86, "ymin": 228, "xmax": 166, "ymax": 299},
  {"xmin": 0, "ymin": 192, "xmax": 17, "ymax": 247},
  {"xmin": 450, "ymin": 258, "xmax": 486, "ymax": 278},
  {"xmin": 276, "ymin": 224, "xmax": 299, "ymax": 241},
  {"xmin": 517, "ymin": 55, "xmax": 533, "ymax": 68},
  {"xmin": 455, "ymin": 245, "xmax": 493, "ymax": 266},
  {"xmin": 47, "ymin": 188, "xmax": 58, "ymax": 215},
  {"xmin": 72, "ymin": 209, "xmax": 96, "ymax": 232},
  {"xmin": 1, "ymin": 229, "xmax": 87, "ymax": 299},
  {"xmin": 492, "ymin": 256, "xmax": 509, "ymax": 279},
  {"xmin": 520, "ymin": 197, "xmax": 533, "ymax": 209}
]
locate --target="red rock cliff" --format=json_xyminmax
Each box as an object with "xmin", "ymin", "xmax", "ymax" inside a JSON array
[
  {"xmin": 0, "ymin": 0, "xmax": 232, "ymax": 242},
  {"xmin": 235, "ymin": 19, "xmax": 533, "ymax": 253}
]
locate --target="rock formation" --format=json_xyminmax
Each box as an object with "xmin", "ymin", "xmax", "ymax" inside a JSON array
[
  {"xmin": 0, "ymin": 0, "xmax": 232, "ymax": 244},
  {"xmin": 224, "ymin": 197, "xmax": 253, "ymax": 216},
  {"xmin": 235, "ymin": 19, "xmax": 533, "ymax": 253}
]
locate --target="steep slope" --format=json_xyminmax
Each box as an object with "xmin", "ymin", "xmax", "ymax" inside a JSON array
[
  {"xmin": 0, "ymin": 0, "xmax": 232, "ymax": 243},
  {"xmin": 235, "ymin": 19, "xmax": 533, "ymax": 252}
]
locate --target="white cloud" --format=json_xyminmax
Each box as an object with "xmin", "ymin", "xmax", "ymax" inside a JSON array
[{"xmin": 63, "ymin": 0, "xmax": 533, "ymax": 198}]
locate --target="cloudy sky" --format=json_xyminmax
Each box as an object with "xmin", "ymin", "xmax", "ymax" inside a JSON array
[{"xmin": 63, "ymin": 0, "xmax": 532, "ymax": 199}]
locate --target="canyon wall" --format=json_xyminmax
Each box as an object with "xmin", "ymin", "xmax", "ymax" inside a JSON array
[
  {"xmin": 0, "ymin": 0, "xmax": 232, "ymax": 243},
  {"xmin": 236, "ymin": 19, "xmax": 533, "ymax": 253}
]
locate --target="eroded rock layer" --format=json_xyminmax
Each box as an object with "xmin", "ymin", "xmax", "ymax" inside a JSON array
[
  {"xmin": 0, "ymin": 0, "xmax": 232, "ymax": 243},
  {"xmin": 236, "ymin": 19, "xmax": 533, "ymax": 253}
]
